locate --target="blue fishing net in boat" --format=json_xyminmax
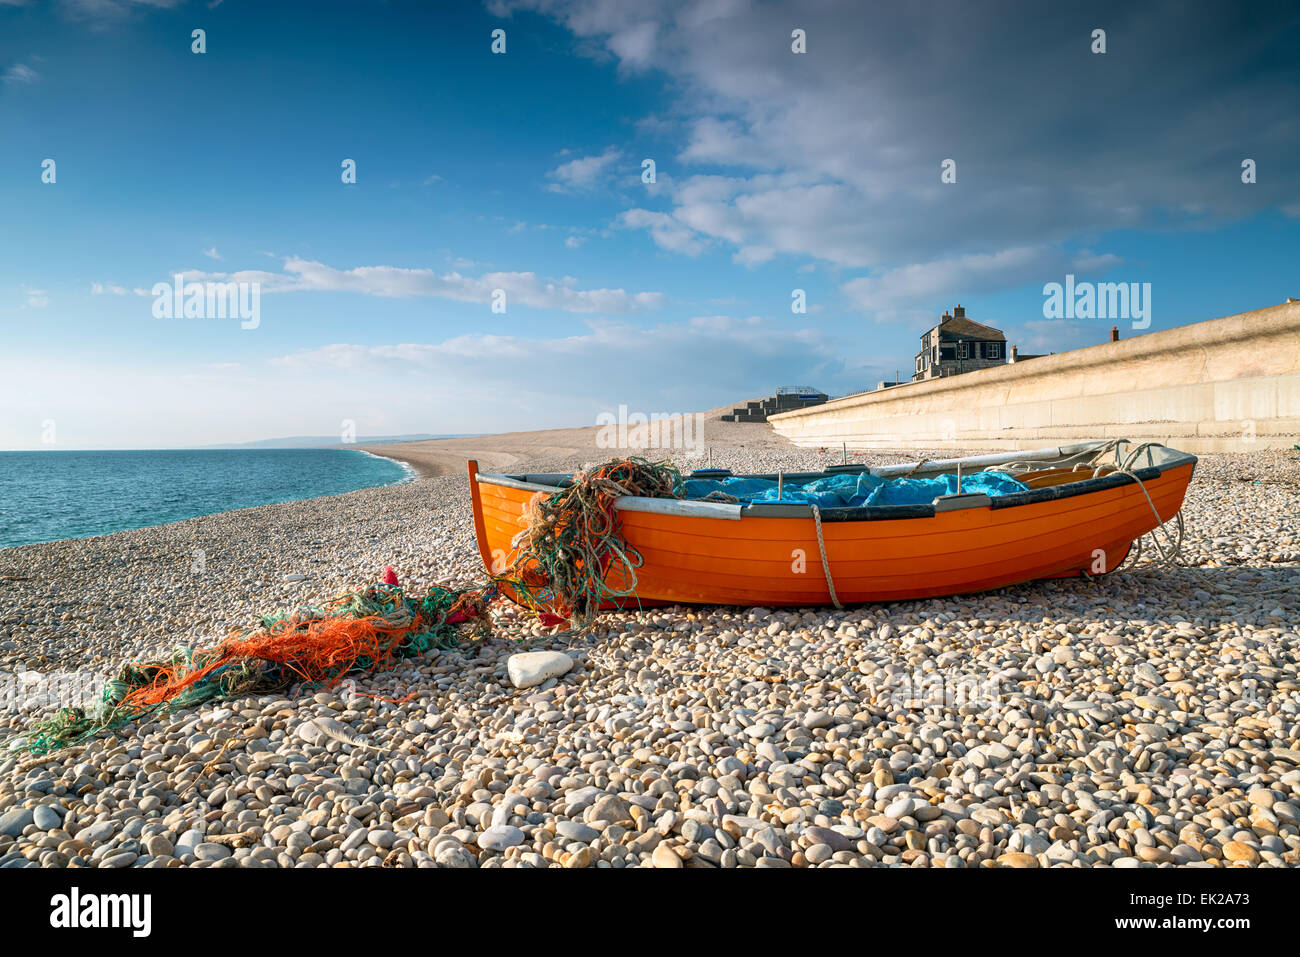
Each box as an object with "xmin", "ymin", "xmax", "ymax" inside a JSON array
[{"xmin": 683, "ymin": 470, "xmax": 1029, "ymax": 507}]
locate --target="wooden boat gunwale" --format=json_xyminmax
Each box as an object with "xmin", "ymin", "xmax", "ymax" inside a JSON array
[{"xmin": 470, "ymin": 441, "xmax": 1198, "ymax": 524}]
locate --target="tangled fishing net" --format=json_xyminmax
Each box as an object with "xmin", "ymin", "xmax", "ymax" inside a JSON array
[
  {"xmin": 13, "ymin": 457, "xmax": 683, "ymax": 756},
  {"xmin": 499, "ymin": 457, "xmax": 685, "ymax": 625},
  {"xmin": 19, "ymin": 581, "xmax": 494, "ymax": 756}
]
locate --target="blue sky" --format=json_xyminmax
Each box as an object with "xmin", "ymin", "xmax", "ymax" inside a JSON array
[{"xmin": 1, "ymin": 0, "xmax": 1297, "ymax": 448}]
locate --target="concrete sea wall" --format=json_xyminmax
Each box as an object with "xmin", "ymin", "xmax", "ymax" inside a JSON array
[{"xmin": 769, "ymin": 300, "xmax": 1300, "ymax": 453}]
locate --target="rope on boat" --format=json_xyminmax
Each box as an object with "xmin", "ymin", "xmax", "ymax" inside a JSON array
[
  {"xmin": 499, "ymin": 457, "xmax": 686, "ymax": 627},
  {"xmin": 810, "ymin": 504, "xmax": 843, "ymax": 609},
  {"xmin": 1106, "ymin": 452, "xmax": 1297, "ymax": 598},
  {"xmin": 1038, "ymin": 440, "xmax": 1298, "ymax": 598}
]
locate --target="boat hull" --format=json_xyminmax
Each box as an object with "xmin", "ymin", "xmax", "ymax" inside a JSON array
[{"xmin": 468, "ymin": 446, "xmax": 1195, "ymax": 607}]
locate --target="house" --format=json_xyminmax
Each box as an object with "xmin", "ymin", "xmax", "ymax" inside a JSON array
[{"xmin": 913, "ymin": 305, "xmax": 1006, "ymax": 381}]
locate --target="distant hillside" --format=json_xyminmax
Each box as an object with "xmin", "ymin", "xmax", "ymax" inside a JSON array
[{"xmin": 198, "ymin": 434, "xmax": 477, "ymax": 449}]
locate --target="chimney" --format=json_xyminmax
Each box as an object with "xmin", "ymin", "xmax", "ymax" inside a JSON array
[
  {"xmin": 1010, "ymin": 345, "xmax": 1019, "ymax": 362},
  {"xmin": 1110, "ymin": 325, "xmax": 1119, "ymax": 342},
  {"xmin": 953, "ymin": 304, "xmax": 966, "ymax": 319}
]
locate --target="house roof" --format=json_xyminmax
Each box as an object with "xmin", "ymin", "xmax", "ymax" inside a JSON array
[{"xmin": 928, "ymin": 315, "xmax": 1006, "ymax": 341}]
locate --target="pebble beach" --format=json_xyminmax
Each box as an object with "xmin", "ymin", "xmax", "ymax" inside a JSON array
[{"xmin": 0, "ymin": 427, "xmax": 1297, "ymax": 869}]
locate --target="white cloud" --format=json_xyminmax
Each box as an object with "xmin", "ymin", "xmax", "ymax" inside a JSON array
[
  {"xmin": 1, "ymin": 63, "xmax": 38, "ymax": 84},
  {"xmin": 614, "ymin": 209, "xmax": 707, "ymax": 256},
  {"xmin": 1071, "ymin": 251, "xmax": 1124, "ymax": 273},
  {"xmin": 175, "ymin": 257, "xmax": 665, "ymax": 314},
  {"xmin": 91, "ymin": 282, "xmax": 129, "ymax": 295},
  {"xmin": 842, "ymin": 247, "xmax": 1062, "ymax": 317},
  {"xmin": 0, "ymin": 312, "xmax": 849, "ymax": 448},
  {"xmin": 202, "ymin": 247, "xmax": 222, "ymax": 260},
  {"xmin": 546, "ymin": 146, "xmax": 623, "ymax": 192},
  {"xmin": 503, "ymin": 0, "xmax": 1300, "ymax": 312},
  {"xmin": 604, "ymin": 20, "xmax": 657, "ymax": 67},
  {"xmin": 56, "ymin": 0, "xmax": 184, "ymax": 24},
  {"xmin": 23, "ymin": 286, "xmax": 48, "ymax": 308},
  {"xmin": 841, "ymin": 246, "xmax": 1125, "ymax": 321},
  {"xmin": 266, "ymin": 314, "xmax": 840, "ymax": 421},
  {"xmin": 732, "ymin": 245, "xmax": 774, "ymax": 268}
]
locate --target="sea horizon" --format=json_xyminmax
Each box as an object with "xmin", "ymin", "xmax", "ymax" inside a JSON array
[
  {"xmin": 0, "ymin": 437, "xmax": 473, "ymax": 453},
  {"xmin": 0, "ymin": 447, "xmax": 414, "ymax": 550}
]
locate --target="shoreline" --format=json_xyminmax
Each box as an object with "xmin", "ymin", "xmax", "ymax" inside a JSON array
[
  {"xmin": 0, "ymin": 447, "xmax": 417, "ymax": 553},
  {"xmin": 348, "ymin": 447, "xmax": 421, "ymax": 483}
]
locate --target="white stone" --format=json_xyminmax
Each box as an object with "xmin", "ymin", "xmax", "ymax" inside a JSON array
[
  {"xmin": 507, "ymin": 651, "xmax": 574, "ymax": 689},
  {"xmin": 491, "ymin": 793, "xmax": 529, "ymax": 827},
  {"xmin": 477, "ymin": 825, "xmax": 525, "ymax": 851}
]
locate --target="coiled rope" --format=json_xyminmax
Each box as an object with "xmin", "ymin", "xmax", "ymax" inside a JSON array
[
  {"xmin": 1104, "ymin": 445, "xmax": 1297, "ymax": 598},
  {"xmin": 499, "ymin": 457, "xmax": 686, "ymax": 626}
]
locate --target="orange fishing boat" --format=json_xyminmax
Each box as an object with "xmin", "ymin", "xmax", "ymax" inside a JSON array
[{"xmin": 468, "ymin": 440, "xmax": 1196, "ymax": 607}]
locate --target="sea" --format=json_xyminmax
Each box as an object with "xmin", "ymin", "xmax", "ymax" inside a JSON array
[{"xmin": 0, "ymin": 448, "xmax": 413, "ymax": 549}]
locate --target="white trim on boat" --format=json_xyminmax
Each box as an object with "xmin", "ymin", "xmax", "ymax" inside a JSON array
[
  {"xmin": 870, "ymin": 446, "xmax": 1073, "ymax": 477},
  {"xmin": 614, "ymin": 497, "xmax": 743, "ymax": 521},
  {"xmin": 474, "ymin": 472, "xmax": 745, "ymax": 520}
]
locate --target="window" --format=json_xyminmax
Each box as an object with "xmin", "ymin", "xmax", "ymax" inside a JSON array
[
  {"xmin": 988, "ymin": 343, "xmax": 1001, "ymax": 359},
  {"xmin": 957, "ymin": 342, "xmax": 969, "ymax": 359}
]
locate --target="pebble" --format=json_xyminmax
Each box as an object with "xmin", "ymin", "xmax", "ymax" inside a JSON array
[
  {"xmin": 997, "ymin": 852, "xmax": 1039, "ymax": 868},
  {"xmin": 477, "ymin": 826, "xmax": 525, "ymax": 851},
  {"xmin": 507, "ymin": 651, "xmax": 574, "ymax": 689},
  {"xmin": 588, "ymin": 794, "xmax": 632, "ymax": 826},
  {"xmin": 78, "ymin": 821, "xmax": 115, "ymax": 844},
  {"xmin": 0, "ymin": 808, "xmax": 33, "ymax": 838},
  {"xmin": 652, "ymin": 844, "xmax": 683, "ymax": 868},
  {"xmin": 1222, "ymin": 842, "xmax": 1259, "ymax": 863},
  {"xmin": 31, "ymin": 805, "xmax": 60, "ymax": 831},
  {"xmin": 803, "ymin": 825, "xmax": 851, "ymax": 852},
  {"xmin": 555, "ymin": 820, "xmax": 600, "ymax": 843},
  {"xmin": 146, "ymin": 835, "xmax": 174, "ymax": 858}
]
